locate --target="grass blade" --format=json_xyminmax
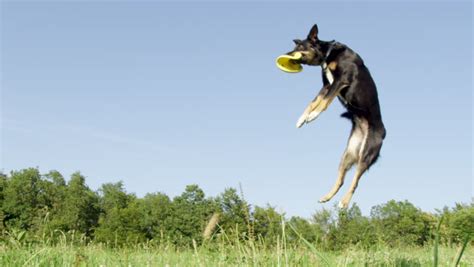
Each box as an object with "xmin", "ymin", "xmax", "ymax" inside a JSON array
[
  {"xmin": 433, "ymin": 216, "xmax": 443, "ymax": 267},
  {"xmin": 288, "ymin": 222, "xmax": 331, "ymax": 266},
  {"xmin": 452, "ymin": 234, "xmax": 471, "ymax": 267}
]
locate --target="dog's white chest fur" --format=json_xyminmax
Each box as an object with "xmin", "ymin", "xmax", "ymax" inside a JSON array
[{"xmin": 322, "ymin": 62, "xmax": 334, "ymax": 85}]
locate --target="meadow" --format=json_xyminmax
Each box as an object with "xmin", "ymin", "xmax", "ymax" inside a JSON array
[
  {"xmin": 1, "ymin": 219, "xmax": 472, "ymax": 267},
  {"xmin": 1, "ymin": 241, "xmax": 472, "ymax": 266},
  {"xmin": 1, "ymin": 169, "xmax": 472, "ymax": 266}
]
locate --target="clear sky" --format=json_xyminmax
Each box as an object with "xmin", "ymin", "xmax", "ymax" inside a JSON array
[{"xmin": 1, "ymin": 1, "xmax": 472, "ymax": 217}]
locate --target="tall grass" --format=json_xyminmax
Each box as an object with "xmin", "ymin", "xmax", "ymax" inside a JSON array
[
  {"xmin": 432, "ymin": 216, "xmax": 472, "ymax": 267},
  {"xmin": 1, "ymin": 242, "xmax": 472, "ymax": 266},
  {"xmin": 1, "ymin": 223, "xmax": 472, "ymax": 266},
  {"xmin": 433, "ymin": 216, "xmax": 443, "ymax": 267},
  {"xmin": 453, "ymin": 235, "xmax": 471, "ymax": 267},
  {"xmin": 1, "ymin": 211, "xmax": 472, "ymax": 266}
]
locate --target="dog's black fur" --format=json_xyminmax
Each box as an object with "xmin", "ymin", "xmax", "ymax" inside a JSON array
[{"xmin": 288, "ymin": 24, "xmax": 386, "ymax": 208}]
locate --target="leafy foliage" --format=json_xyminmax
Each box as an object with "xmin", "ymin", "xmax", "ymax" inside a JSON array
[
  {"xmin": 0, "ymin": 168, "xmax": 472, "ymax": 250},
  {"xmin": 370, "ymin": 200, "xmax": 433, "ymax": 246}
]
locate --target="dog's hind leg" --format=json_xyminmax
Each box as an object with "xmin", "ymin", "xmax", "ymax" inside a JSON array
[
  {"xmin": 338, "ymin": 161, "xmax": 368, "ymax": 209},
  {"xmin": 319, "ymin": 150, "xmax": 356, "ymax": 203},
  {"xmin": 319, "ymin": 125, "xmax": 362, "ymax": 203},
  {"xmin": 338, "ymin": 127, "xmax": 384, "ymax": 208}
]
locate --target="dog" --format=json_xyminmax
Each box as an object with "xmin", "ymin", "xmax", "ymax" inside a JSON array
[{"xmin": 287, "ymin": 24, "xmax": 386, "ymax": 208}]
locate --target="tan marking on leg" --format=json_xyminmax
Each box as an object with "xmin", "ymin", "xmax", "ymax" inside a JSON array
[
  {"xmin": 338, "ymin": 164, "xmax": 367, "ymax": 209},
  {"xmin": 328, "ymin": 61, "xmax": 337, "ymax": 71},
  {"xmin": 319, "ymin": 152, "xmax": 355, "ymax": 203},
  {"xmin": 309, "ymin": 95, "xmax": 332, "ymax": 114},
  {"xmin": 320, "ymin": 127, "xmax": 362, "ymax": 203},
  {"xmin": 310, "ymin": 84, "xmax": 348, "ymax": 114},
  {"xmin": 347, "ymin": 127, "xmax": 364, "ymax": 157},
  {"xmin": 339, "ymin": 120, "xmax": 370, "ymax": 209},
  {"xmin": 357, "ymin": 119, "xmax": 370, "ymax": 159},
  {"xmin": 299, "ymin": 84, "xmax": 349, "ymax": 126}
]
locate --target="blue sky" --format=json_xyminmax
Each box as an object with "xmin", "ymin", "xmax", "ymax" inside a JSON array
[{"xmin": 1, "ymin": 1, "xmax": 472, "ymax": 217}]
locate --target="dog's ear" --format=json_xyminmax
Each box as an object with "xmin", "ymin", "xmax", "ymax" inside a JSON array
[
  {"xmin": 307, "ymin": 24, "xmax": 319, "ymax": 43},
  {"xmin": 293, "ymin": 39, "xmax": 303, "ymax": 45}
]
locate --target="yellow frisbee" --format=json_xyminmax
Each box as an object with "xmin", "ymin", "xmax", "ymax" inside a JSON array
[{"xmin": 276, "ymin": 52, "xmax": 303, "ymax": 73}]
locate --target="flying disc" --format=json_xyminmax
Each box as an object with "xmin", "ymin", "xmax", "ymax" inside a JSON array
[{"xmin": 276, "ymin": 52, "xmax": 303, "ymax": 73}]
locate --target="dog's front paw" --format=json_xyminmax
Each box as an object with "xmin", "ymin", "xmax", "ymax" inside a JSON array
[
  {"xmin": 306, "ymin": 110, "xmax": 321, "ymax": 123},
  {"xmin": 296, "ymin": 114, "xmax": 307, "ymax": 128}
]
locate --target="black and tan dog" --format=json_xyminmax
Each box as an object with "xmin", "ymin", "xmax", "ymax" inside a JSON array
[{"xmin": 288, "ymin": 24, "xmax": 386, "ymax": 208}]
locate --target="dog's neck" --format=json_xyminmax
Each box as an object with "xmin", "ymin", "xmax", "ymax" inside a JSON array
[
  {"xmin": 321, "ymin": 41, "xmax": 336, "ymax": 85},
  {"xmin": 321, "ymin": 41, "xmax": 336, "ymax": 70}
]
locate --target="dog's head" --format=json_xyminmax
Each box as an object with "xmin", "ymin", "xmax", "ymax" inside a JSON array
[{"xmin": 288, "ymin": 24, "xmax": 330, "ymax": 66}]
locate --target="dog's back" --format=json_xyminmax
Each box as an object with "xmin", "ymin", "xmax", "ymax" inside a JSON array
[{"xmin": 331, "ymin": 43, "xmax": 386, "ymax": 137}]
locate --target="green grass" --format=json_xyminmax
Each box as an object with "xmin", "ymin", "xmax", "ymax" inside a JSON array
[
  {"xmin": 1, "ymin": 219, "xmax": 472, "ymax": 266},
  {"xmin": 1, "ymin": 244, "xmax": 472, "ymax": 266}
]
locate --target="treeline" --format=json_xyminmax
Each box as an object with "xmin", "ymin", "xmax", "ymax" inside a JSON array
[{"xmin": 0, "ymin": 168, "xmax": 472, "ymax": 249}]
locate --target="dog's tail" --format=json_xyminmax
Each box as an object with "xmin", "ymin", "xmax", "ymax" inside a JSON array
[{"xmin": 340, "ymin": 111, "xmax": 353, "ymax": 120}]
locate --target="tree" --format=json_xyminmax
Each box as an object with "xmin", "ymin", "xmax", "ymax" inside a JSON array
[
  {"xmin": 288, "ymin": 216, "xmax": 318, "ymax": 244},
  {"xmin": 449, "ymin": 203, "xmax": 474, "ymax": 240},
  {"xmin": 99, "ymin": 182, "xmax": 129, "ymax": 211},
  {"xmin": 94, "ymin": 182, "xmax": 146, "ymax": 246},
  {"xmin": 139, "ymin": 192, "xmax": 172, "ymax": 241},
  {"xmin": 215, "ymin": 188, "xmax": 249, "ymax": 237},
  {"xmin": 370, "ymin": 200, "xmax": 432, "ymax": 246},
  {"xmin": 253, "ymin": 205, "xmax": 283, "ymax": 244},
  {"xmin": 2, "ymin": 168, "xmax": 43, "ymax": 230},
  {"xmin": 0, "ymin": 172, "xmax": 7, "ymax": 233},
  {"xmin": 311, "ymin": 207, "xmax": 334, "ymax": 247},
  {"xmin": 326, "ymin": 203, "xmax": 375, "ymax": 250},
  {"xmin": 439, "ymin": 202, "xmax": 474, "ymax": 245},
  {"xmin": 165, "ymin": 185, "xmax": 217, "ymax": 246},
  {"xmin": 34, "ymin": 170, "xmax": 67, "ymax": 235},
  {"xmin": 59, "ymin": 172, "xmax": 100, "ymax": 236},
  {"xmin": 0, "ymin": 172, "xmax": 6, "ymax": 203},
  {"xmin": 42, "ymin": 170, "xmax": 66, "ymax": 203},
  {"xmin": 1, "ymin": 167, "xmax": 470, "ymax": 250}
]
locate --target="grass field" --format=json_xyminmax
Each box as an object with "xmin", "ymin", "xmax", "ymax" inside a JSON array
[{"xmin": 1, "ymin": 244, "xmax": 472, "ymax": 266}]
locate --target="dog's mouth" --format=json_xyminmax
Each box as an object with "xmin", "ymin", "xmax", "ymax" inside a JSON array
[
  {"xmin": 285, "ymin": 51, "xmax": 301, "ymax": 59},
  {"xmin": 289, "ymin": 51, "xmax": 319, "ymax": 66}
]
